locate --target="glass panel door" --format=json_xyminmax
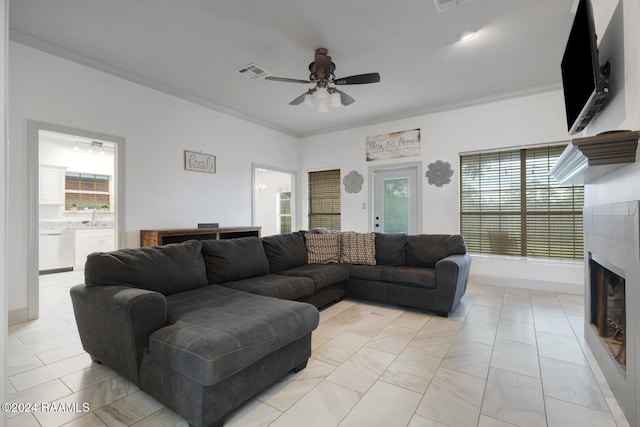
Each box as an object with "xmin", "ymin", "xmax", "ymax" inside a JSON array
[{"xmin": 372, "ymin": 166, "xmax": 419, "ymax": 234}]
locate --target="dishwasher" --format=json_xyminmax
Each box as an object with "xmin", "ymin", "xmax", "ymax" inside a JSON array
[{"xmin": 39, "ymin": 228, "xmax": 75, "ymax": 273}]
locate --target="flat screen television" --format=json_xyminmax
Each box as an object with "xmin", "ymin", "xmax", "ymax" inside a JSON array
[{"xmin": 561, "ymin": 0, "xmax": 610, "ymax": 135}]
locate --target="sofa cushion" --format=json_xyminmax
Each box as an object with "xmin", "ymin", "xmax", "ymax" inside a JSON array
[
  {"xmin": 375, "ymin": 233, "xmax": 406, "ymax": 266},
  {"xmin": 153, "ymin": 285, "xmax": 319, "ymax": 386},
  {"xmin": 84, "ymin": 240, "xmax": 207, "ymax": 295},
  {"xmin": 277, "ymin": 264, "xmax": 350, "ymax": 291},
  {"xmin": 406, "ymin": 234, "xmax": 467, "ymax": 268},
  {"xmin": 262, "ymin": 232, "xmax": 308, "ymax": 272},
  {"xmin": 341, "ymin": 232, "xmax": 376, "ymax": 265},
  {"xmin": 221, "ymin": 274, "xmax": 315, "ymax": 301},
  {"xmin": 346, "ymin": 264, "xmax": 392, "ymax": 281},
  {"xmin": 380, "ymin": 266, "xmax": 436, "ymax": 289},
  {"xmin": 305, "ymin": 233, "xmax": 340, "ymax": 264},
  {"xmin": 201, "ymin": 237, "xmax": 270, "ymax": 284}
]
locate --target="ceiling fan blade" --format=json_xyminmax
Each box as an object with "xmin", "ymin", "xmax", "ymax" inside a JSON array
[
  {"xmin": 334, "ymin": 72, "xmax": 381, "ymax": 85},
  {"xmin": 265, "ymin": 76, "xmax": 312, "ymax": 84},
  {"xmin": 335, "ymin": 89, "xmax": 355, "ymax": 106},
  {"xmin": 289, "ymin": 92, "xmax": 308, "ymax": 105}
]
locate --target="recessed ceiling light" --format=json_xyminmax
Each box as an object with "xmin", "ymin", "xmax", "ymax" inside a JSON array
[{"xmin": 458, "ymin": 29, "xmax": 477, "ymax": 42}]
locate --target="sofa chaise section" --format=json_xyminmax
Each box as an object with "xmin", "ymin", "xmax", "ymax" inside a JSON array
[{"xmin": 71, "ymin": 240, "xmax": 319, "ymax": 427}]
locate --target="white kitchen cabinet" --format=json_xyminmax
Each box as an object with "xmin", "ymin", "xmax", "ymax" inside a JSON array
[
  {"xmin": 75, "ymin": 228, "xmax": 115, "ymax": 269},
  {"xmin": 39, "ymin": 165, "xmax": 67, "ymax": 205}
]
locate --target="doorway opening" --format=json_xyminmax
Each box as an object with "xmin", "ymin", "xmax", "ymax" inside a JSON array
[
  {"xmin": 370, "ymin": 163, "xmax": 421, "ymax": 234},
  {"xmin": 28, "ymin": 121, "xmax": 126, "ymax": 320},
  {"xmin": 252, "ymin": 164, "xmax": 297, "ymax": 236}
]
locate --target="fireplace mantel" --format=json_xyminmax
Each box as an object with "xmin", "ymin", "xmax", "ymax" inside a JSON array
[{"xmin": 549, "ymin": 130, "xmax": 639, "ymax": 185}]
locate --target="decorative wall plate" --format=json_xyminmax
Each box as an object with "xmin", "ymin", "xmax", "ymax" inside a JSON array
[
  {"xmin": 426, "ymin": 160, "xmax": 454, "ymax": 187},
  {"xmin": 343, "ymin": 170, "xmax": 364, "ymax": 193}
]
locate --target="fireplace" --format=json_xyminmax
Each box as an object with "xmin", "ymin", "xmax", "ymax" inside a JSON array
[
  {"xmin": 584, "ymin": 201, "xmax": 639, "ymax": 427},
  {"xmin": 589, "ymin": 256, "xmax": 625, "ymax": 369}
]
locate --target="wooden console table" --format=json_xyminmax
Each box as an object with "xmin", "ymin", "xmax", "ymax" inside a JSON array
[{"xmin": 140, "ymin": 226, "xmax": 261, "ymax": 247}]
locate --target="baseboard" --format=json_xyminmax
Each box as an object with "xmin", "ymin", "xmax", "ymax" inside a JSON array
[
  {"xmin": 8, "ymin": 307, "xmax": 29, "ymax": 325},
  {"xmin": 470, "ymin": 274, "xmax": 584, "ymax": 295}
]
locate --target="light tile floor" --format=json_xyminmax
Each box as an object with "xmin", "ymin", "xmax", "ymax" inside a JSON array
[{"xmin": 7, "ymin": 271, "xmax": 631, "ymax": 427}]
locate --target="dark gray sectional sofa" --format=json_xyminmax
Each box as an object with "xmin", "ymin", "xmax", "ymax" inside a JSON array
[{"xmin": 70, "ymin": 231, "xmax": 471, "ymax": 427}]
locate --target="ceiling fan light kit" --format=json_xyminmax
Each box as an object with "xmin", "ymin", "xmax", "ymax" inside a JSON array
[{"xmin": 265, "ymin": 48, "xmax": 380, "ymax": 113}]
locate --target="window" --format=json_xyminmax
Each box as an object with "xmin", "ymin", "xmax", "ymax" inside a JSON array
[
  {"xmin": 460, "ymin": 145, "xmax": 583, "ymax": 260},
  {"xmin": 65, "ymin": 172, "xmax": 111, "ymax": 210},
  {"xmin": 278, "ymin": 190, "xmax": 292, "ymax": 234},
  {"xmin": 308, "ymin": 169, "xmax": 341, "ymax": 230}
]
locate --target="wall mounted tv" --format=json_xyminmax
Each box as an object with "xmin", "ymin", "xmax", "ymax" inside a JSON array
[{"xmin": 561, "ymin": 0, "xmax": 610, "ymax": 135}]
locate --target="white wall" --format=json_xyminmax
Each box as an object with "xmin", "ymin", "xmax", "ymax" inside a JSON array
[
  {"xmin": 584, "ymin": 0, "xmax": 640, "ymax": 206},
  {"xmin": 8, "ymin": 42, "xmax": 300, "ymax": 314},
  {"xmin": 300, "ymin": 90, "xmax": 585, "ymax": 292},
  {"xmin": 1, "ymin": 0, "xmax": 8, "ymax": 419}
]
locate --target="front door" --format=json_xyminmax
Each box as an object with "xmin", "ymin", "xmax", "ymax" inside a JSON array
[{"xmin": 372, "ymin": 165, "xmax": 420, "ymax": 234}]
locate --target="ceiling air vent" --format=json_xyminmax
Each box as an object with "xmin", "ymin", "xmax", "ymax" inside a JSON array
[
  {"xmin": 433, "ymin": 0, "xmax": 473, "ymax": 13},
  {"xmin": 237, "ymin": 63, "xmax": 271, "ymax": 80}
]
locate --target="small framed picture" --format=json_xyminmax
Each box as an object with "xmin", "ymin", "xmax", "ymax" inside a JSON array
[{"xmin": 184, "ymin": 150, "xmax": 216, "ymax": 174}]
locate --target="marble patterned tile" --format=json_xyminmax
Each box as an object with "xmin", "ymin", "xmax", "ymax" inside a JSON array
[
  {"xmin": 408, "ymin": 322, "xmax": 459, "ymax": 357},
  {"xmin": 455, "ymin": 319, "xmax": 497, "ymax": 346},
  {"xmin": 60, "ymin": 413, "xmax": 108, "ymax": 426},
  {"xmin": 8, "ymin": 379, "xmax": 72, "ymax": 409},
  {"xmin": 326, "ymin": 346, "xmax": 396, "ymax": 393},
  {"xmin": 10, "ymin": 353, "xmax": 93, "ymax": 392},
  {"xmin": 392, "ymin": 311, "xmax": 431, "ymax": 330},
  {"xmin": 311, "ymin": 323, "xmax": 345, "ymax": 350},
  {"xmin": 129, "ymin": 407, "xmax": 188, "ymax": 427},
  {"xmin": 533, "ymin": 314, "xmax": 575, "ymax": 336},
  {"xmin": 33, "ymin": 376, "xmax": 135, "ymax": 427},
  {"xmin": 473, "ymin": 294, "xmax": 503, "ymax": 308},
  {"xmin": 465, "ymin": 304, "xmax": 501, "ymax": 324},
  {"xmin": 490, "ymin": 339, "xmax": 540, "ymax": 378},
  {"xmin": 539, "ymin": 357, "xmax": 608, "ymax": 411},
  {"xmin": 312, "ymin": 331, "xmax": 371, "ymax": 366},
  {"xmin": 545, "ymin": 396, "xmax": 617, "ymax": 427},
  {"xmin": 224, "ymin": 398, "xmax": 282, "ymax": 427},
  {"xmin": 441, "ymin": 339, "xmax": 492, "ymax": 379},
  {"xmin": 60, "ymin": 364, "xmax": 120, "ymax": 393},
  {"xmin": 495, "ymin": 319, "xmax": 536, "ymax": 345},
  {"xmin": 8, "ymin": 353, "xmax": 44, "ymax": 376},
  {"xmin": 366, "ymin": 325, "xmax": 417, "ymax": 355},
  {"xmin": 36, "ymin": 341, "xmax": 85, "ymax": 365},
  {"xmin": 372, "ymin": 304, "xmax": 405, "ymax": 319},
  {"xmin": 8, "ymin": 412, "xmax": 41, "ymax": 427},
  {"xmin": 536, "ymin": 331, "xmax": 588, "ymax": 366},
  {"xmin": 346, "ymin": 313, "xmax": 395, "ymax": 338},
  {"xmin": 338, "ymin": 381, "xmax": 421, "ymax": 427},
  {"xmin": 416, "ymin": 367, "xmax": 485, "ymax": 427},
  {"xmin": 270, "ymin": 380, "xmax": 361, "ymax": 427},
  {"xmin": 380, "ymin": 346, "xmax": 442, "ymax": 393},
  {"xmin": 407, "ymin": 414, "xmax": 449, "ymax": 427},
  {"xmin": 478, "ymin": 415, "xmax": 518, "ymax": 426},
  {"xmin": 255, "ymin": 358, "xmax": 336, "ymax": 411},
  {"xmin": 9, "ymin": 272, "xmax": 631, "ymax": 427},
  {"xmin": 499, "ymin": 305, "xmax": 534, "ymax": 324},
  {"xmin": 94, "ymin": 390, "xmax": 164, "ymax": 426},
  {"xmin": 481, "ymin": 368, "xmax": 546, "ymax": 427}
]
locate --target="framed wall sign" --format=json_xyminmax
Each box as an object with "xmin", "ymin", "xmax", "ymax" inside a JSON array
[
  {"xmin": 366, "ymin": 128, "xmax": 421, "ymax": 161},
  {"xmin": 184, "ymin": 150, "xmax": 216, "ymax": 174}
]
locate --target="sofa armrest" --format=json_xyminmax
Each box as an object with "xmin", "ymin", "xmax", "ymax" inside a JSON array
[
  {"xmin": 70, "ymin": 284, "xmax": 167, "ymax": 384},
  {"xmin": 433, "ymin": 254, "xmax": 472, "ymax": 315}
]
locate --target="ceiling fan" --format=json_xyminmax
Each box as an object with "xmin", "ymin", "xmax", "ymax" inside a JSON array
[{"xmin": 265, "ymin": 48, "xmax": 380, "ymax": 112}]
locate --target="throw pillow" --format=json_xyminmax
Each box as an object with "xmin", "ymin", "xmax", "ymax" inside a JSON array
[
  {"xmin": 305, "ymin": 233, "xmax": 340, "ymax": 264},
  {"xmin": 341, "ymin": 232, "xmax": 376, "ymax": 265}
]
